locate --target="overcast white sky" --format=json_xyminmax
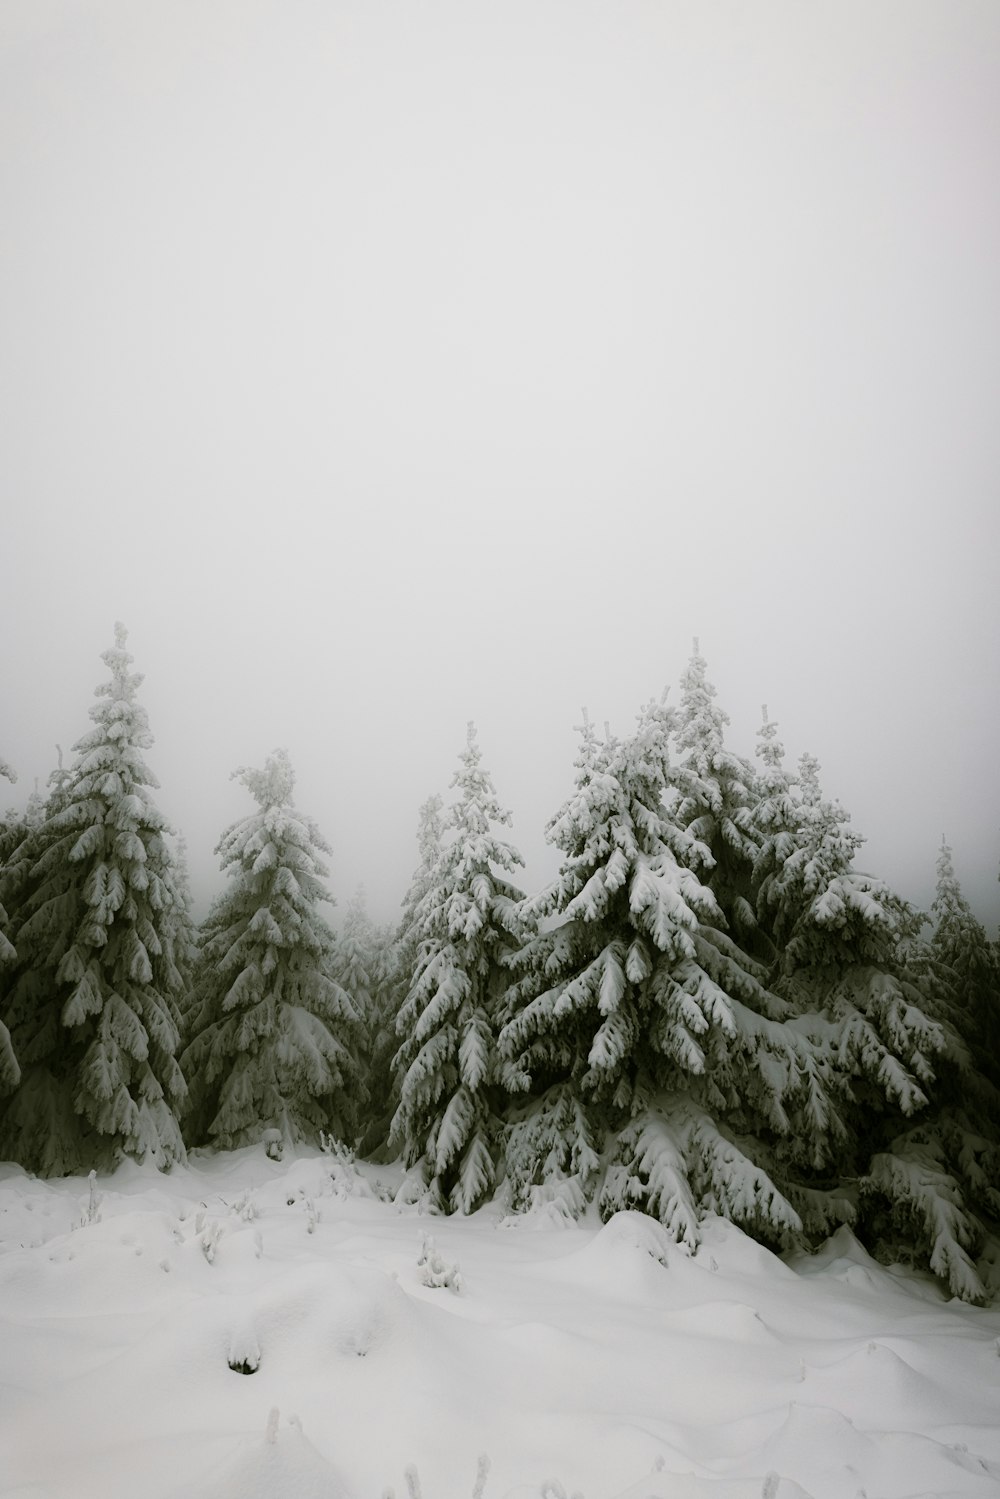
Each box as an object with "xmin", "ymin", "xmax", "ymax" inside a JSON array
[{"xmin": 1, "ymin": 0, "xmax": 998, "ymax": 929}]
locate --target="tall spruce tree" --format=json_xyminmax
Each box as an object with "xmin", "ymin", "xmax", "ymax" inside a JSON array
[
  {"xmin": 0, "ymin": 758, "xmax": 20, "ymax": 1093},
  {"xmin": 182, "ymin": 750, "xmax": 363, "ymax": 1151},
  {"xmin": 167, "ymin": 833, "xmax": 198, "ymax": 1052},
  {"xmin": 390, "ymin": 725, "xmax": 527, "ymax": 1212},
  {"xmin": 668, "ymin": 641, "xmax": 762, "ymax": 950},
  {"xmin": 740, "ymin": 735, "xmax": 997, "ymax": 1297},
  {"xmin": 0, "ymin": 626, "xmax": 187, "ymax": 1174},
  {"xmin": 499, "ymin": 690, "xmax": 814, "ymax": 1243},
  {"xmin": 331, "ymin": 886, "xmax": 397, "ymax": 1146},
  {"xmin": 500, "ymin": 667, "xmax": 996, "ymax": 1298},
  {"xmin": 928, "ymin": 841, "xmax": 999, "ymax": 1077},
  {"xmin": 358, "ymin": 794, "xmax": 445, "ymax": 1160}
]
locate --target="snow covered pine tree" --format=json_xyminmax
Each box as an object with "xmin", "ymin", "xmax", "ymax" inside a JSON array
[
  {"xmin": 391, "ymin": 725, "xmax": 528, "ymax": 1212},
  {"xmin": 498, "ymin": 686, "xmax": 803, "ymax": 1241},
  {"xmin": 182, "ymin": 750, "xmax": 364, "ymax": 1151},
  {"xmin": 0, "ymin": 756, "xmax": 20, "ymax": 1094},
  {"xmin": 331, "ymin": 886, "xmax": 398, "ymax": 1155},
  {"xmin": 0, "ymin": 625, "xmax": 187, "ymax": 1174},
  {"xmin": 500, "ymin": 645, "xmax": 995, "ymax": 1298},
  {"xmin": 926, "ymin": 840, "xmax": 1000, "ymax": 1089},
  {"xmin": 748, "ymin": 718, "xmax": 1000, "ymax": 1301},
  {"xmin": 358, "ymin": 794, "xmax": 446, "ymax": 1161}
]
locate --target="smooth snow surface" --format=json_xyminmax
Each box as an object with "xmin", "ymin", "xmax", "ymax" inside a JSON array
[{"xmin": 1, "ymin": 1149, "xmax": 998, "ymax": 1499}]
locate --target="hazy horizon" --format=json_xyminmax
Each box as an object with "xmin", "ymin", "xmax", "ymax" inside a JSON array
[{"xmin": 2, "ymin": 1, "xmax": 998, "ymax": 929}]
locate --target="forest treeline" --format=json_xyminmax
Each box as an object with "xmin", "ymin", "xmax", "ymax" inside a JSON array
[{"xmin": 2, "ymin": 625, "xmax": 999, "ymax": 1300}]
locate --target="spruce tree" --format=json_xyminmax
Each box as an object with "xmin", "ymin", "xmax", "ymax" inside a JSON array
[
  {"xmin": 390, "ymin": 725, "xmax": 527, "ymax": 1212},
  {"xmin": 0, "ymin": 758, "xmax": 20, "ymax": 1093},
  {"xmin": 928, "ymin": 841, "xmax": 999, "ymax": 1078},
  {"xmin": 167, "ymin": 834, "xmax": 199, "ymax": 1052},
  {"xmin": 182, "ymin": 750, "xmax": 363, "ymax": 1151},
  {"xmin": 852, "ymin": 842, "xmax": 1000, "ymax": 1300},
  {"xmin": 331, "ymin": 886, "xmax": 397, "ymax": 1147},
  {"xmin": 500, "ymin": 668, "xmax": 996, "ymax": 1298},
  {"xmin": 0, "ymin": 626, "xmax": 187, "ymax": 1174},
  {"xmin": 740, "ymin": 737, "xmax": 996, "ymax": 1296},
  {"xmin": 668, "ymin": 641, "xmax": 762, "ymax": 950},
  {"xmin": 358, "ymin": 795, "xmax": 445, "ymax": 1160},
  {"xmin": 499, "ymin": 691, "xmax": 812, "ymax": 1244},
  {"xmin": 737, "ymin": 709, "xmax": 1000, "ymax": 1299}
]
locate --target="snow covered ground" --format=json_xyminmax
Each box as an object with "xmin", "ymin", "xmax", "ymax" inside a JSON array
[{"xmin": 1, "ymin": 1148, "xmax": 998, "ymax": 1499}]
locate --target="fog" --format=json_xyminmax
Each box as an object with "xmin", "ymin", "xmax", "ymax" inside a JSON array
[{"xmin": 1, "ymin": 1, "xmax": 998, "ymax": 929}]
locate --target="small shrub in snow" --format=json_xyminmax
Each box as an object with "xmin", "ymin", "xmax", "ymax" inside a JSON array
[
  {"xmin": 417, "ymin": 1233, "xmax": 462, "ymax": 1291},
  {"xmin": 220, "ymin": 1187, "xmax": 257, "ymax": 1222},
  {"xmin": 404, "ymin": 1466, "xmax": 422, "ymax": 1499},
  {"xmin": 75, "ymin": 1170, "xmax": 101, "ymax": 1229},
  {"xmin": 227, "ymin": 1314, "xmax": 261, "ymax": 1374},
  {"xmin": 471, "ymin": 1452, "xmax": 491, "ymax": 1499},
  {"xmin": 200, "ymin": 1219, "xmax": 223, "ymax": 1263},
  {"xmin": 319, "ymin": 1130, "xmax": 354, "ymax": 1163},
  {"xmin": 389, "ymin": 1455, "xmax": 490, "ymax": 1498}
]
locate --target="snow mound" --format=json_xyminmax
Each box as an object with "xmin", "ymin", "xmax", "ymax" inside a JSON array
[
  {"xmin": 693, "ymin": 1214, "xmax": 798, "ymax": 1282},
  {"xmin": 795, "ymin": 1224, "xmax": 879, "ymax": 1274},
  {"xmin": 176, "ymin": 1410, "xmax": 353, "ymax": 1499},
  {"xmin": 812, "ymin": 1340, "xmax": 985, "ymax": 1426},
  {"xmin": 662, "ymin": 1299, "xmax": 779, "ymax": 1345},
  {"xmin": 594, "ymin": 1210, "xmax": 680, "ymax": 1263},
  {"xmin": 249, "ymin": 1260, "xmax": 410, "ymax": 1368},
  {"xmin": 559, "ymin": 1210, "xmax": 683, "ymax": 1293},
  {"xmin": 758, "ymin": 1401, "xmax": 876, "ymax": 1478}
]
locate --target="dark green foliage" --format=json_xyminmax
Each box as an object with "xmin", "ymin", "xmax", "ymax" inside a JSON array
[
  {"xmin": 0, "ymin": 627, "xmax": 187, "ymax": 1175},
  {"xmin": 182, "ymin": 751, "xmax": 364, "ymax": 1151}
]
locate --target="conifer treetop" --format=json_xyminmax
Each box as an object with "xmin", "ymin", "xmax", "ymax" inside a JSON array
[
  {"xmin": 794, "ymin": 752, "xmax": 865, "ymax": 872},
  {"xmin": 72, "ymin": 623, "xmax": 159, "ymax": 794},
  {"xmin": 756, "ymin": 705, "xmax": 785, "ymax": 773},
  {"xmin": 676, "ymin": 638, "xmax": 731, "ymax": 763},
  {"xmin": 415, "ymin": 794, "xmax": 444, "ymax": 874},
  {"xmin": 449, "ymin": 722, "xmax": 515, "ymax": 837},
  {"xmin": 931, "ymin": 840, "xmax": 991, "ymax": 962},
  {"xmin": 232, "ymin": 748, "xmax": 296, "ymax": 812}
]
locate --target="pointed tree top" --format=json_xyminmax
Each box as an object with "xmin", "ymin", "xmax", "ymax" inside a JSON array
[
  {"xmin": 573, "ymin": 707, "xmax": 601, "ymax": 782},
  {"xmin": 935, "ymin": 839, "xmax": 957, "ymax": 883},
  {"xmin": 233, "ymin": 748, "xmax": 296, "ymax": 811},
  {"xmin": 96, "ymin": 621, "xmax": 145, "ymax": 707},
  {"xmin": 756, "ymin": 704, "xmax": 785, "ymax": 769},
  {"xmin": 455, "ymin": 721, "xmax": 483, "ymax": 780}
]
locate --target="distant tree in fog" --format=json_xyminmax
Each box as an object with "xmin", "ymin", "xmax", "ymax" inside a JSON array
[
  {"xmin": 182, "ymin": 750, "xmax": 364, "ymax": 1151},
  {"xmin": 0, "ymin": 756, "xmax": 20, "ymax": 1094}
]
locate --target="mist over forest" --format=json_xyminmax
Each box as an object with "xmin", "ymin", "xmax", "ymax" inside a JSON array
[
  {"xmin": 2, "ymin": 1, "xmax": 997, "ymax": 943},
  {"xmin": 2, "ymin": 11, "xmax": 1000, "ymax": 1493}
]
